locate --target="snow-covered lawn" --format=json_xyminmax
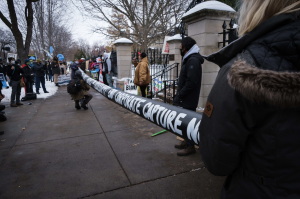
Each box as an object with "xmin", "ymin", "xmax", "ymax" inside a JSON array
[{"xmin": 1, "ymin": 79, "xmax": 58, "ymax": 103}]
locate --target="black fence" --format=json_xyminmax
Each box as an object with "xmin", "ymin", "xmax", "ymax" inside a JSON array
[
  {"xmin": 131, "ymin": 48, "xmax": 169, "ymax": 79},
  {"xmin": 218, "ymin": 19, "xmax": 239, "ymax": 48},
  {"xmin": 150, "ymin": 63, "xmax": 179, "ymax": 100}
]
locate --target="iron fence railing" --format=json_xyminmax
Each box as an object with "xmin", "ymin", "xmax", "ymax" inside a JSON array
[
  {"xmin": 163, "ymin": 78, "xmax": 179, "ymax": 104},
  {"xmin": 150, "ymin": 63, "xmax": 179, "ymax": 99},
  {"xmin": 218, "ymin": 19, "xmax": 239, "ymax": 48}
]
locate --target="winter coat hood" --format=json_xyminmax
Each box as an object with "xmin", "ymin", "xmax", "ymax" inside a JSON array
[{"xmin": 182, "ymin": 44, "xmax": 200, "ymax": 63}]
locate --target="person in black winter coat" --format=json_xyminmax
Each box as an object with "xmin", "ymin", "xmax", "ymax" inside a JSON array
[
  {"xmin": 173, "ymin": 37, "xmax": 203, "ymax": 156},
  {"xmin": 199, "ymin": 1, "xmax": 300, "ymax": 199},
  {"xmin": 22, "ymin": 59, "xmax": 34, "ymax": 94},
  {"xmin": 7, "ymin": 60, "xmax": 24, "ymax": 107},
  {"xmin": 33, "ymin": 59, "xmax": 49, "ymax": 94}
]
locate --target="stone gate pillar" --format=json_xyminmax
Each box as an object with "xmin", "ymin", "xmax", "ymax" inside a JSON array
[
  {"xmin": 167, "ymin": 34, "xmax": 182, "ymax": 80},
  {"xmin": 114, "ymin": 38, "xmax": 133, "ymax": 79},
  {"xmin": 182, "ymin": 1, "xmax": 236, "ymax": 108}
]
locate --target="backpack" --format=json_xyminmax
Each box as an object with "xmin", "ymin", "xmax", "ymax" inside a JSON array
[{"xmin": 67, "ymin": 78, "xmax": 81, "ymax": 95}]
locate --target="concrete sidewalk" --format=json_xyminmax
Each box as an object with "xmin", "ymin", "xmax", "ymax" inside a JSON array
[{"xmin": 0, "ymin": 86, "xmax": 225, "ymax": 199}]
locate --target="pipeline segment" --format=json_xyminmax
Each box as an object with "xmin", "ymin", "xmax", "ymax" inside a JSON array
[{"xmin": 79, "ymin": 69, "xmax": 202, "ymax": 145}]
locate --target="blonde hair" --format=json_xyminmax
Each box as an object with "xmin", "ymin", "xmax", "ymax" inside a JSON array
[{"xmin": 238, "ymin": 0, "xmax": 300, "ymax": 37}]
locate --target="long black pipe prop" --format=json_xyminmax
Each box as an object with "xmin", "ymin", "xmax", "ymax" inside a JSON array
[{"xmin": 79, "ymin": 69, "xmax": 202, "ymax": 145}]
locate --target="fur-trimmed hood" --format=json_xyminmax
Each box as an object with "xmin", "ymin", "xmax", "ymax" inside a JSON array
[{"xmin": 228, "ymin": 59, "xmax": 300, "ymax": 109}]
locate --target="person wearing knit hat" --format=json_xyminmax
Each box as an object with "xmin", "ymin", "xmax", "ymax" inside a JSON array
[{"xmin": 33, "ymin": 58, "xmax": 49, "ymax": 94}]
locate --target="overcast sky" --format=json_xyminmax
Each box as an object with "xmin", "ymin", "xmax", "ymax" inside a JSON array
[{"xmin": 0, "ymin": 1, "xmax": 108, "ymax": 47}]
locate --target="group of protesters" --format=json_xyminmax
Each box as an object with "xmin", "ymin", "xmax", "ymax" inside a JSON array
[{"xmin": 0, "ymin": 56, "xmax": 69, "ymax": 106}]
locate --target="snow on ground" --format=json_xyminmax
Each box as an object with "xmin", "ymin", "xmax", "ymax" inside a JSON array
[{"xmin": 1, "ymin": 80, "xmax": 58, "ymax": 103}]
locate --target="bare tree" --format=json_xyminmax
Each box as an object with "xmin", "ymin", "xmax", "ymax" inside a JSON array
[
  {"xmin": 0, "ymin": 0, "xmax": 39, "ymax": 63},
  {"xmin": 77, "ymin": 0, "xmax": 188, "ymax": 49},
  {"xmin": 30, "ymin": 0, "xmax": 73, "ymax": 59}
]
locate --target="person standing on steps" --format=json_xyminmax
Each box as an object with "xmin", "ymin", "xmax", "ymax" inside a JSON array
[
  {"xmin": 33, "ymin": 59, "xmax": 49, "ymax": 94},
  {"xmin": 69, "ymin": 70, "xmax": 93, "ymax": 110},
  {"xmin": 133, "ymin": 52, "xmax": 151, "ymax": 97},
  {"xmin": 173, "ymin": 37, "xmax": 204, "ymax": 156},
  {"xmin": 51, "ymin": 56, "xmax": 61, "ymax": 87},
  {"xmin": 7, "ymin": 59, "xmax": 24, "ymax": 107}
]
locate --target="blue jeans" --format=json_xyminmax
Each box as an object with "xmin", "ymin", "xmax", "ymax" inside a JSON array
[
  {"xmin": 36, "ymin": 77, "xmax": 47, "ymax": 93},
  {"xmin": 105, "ymin": 71, "xmax": 114, "ymax": 88},
  {"xmin": 49, "ymin": 73, "xmax": 53, "ymax": 81}
]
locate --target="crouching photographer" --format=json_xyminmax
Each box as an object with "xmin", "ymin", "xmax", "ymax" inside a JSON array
[{"xmin": 68, "ymin": 70, "xmax": 93, "ymax": 110}]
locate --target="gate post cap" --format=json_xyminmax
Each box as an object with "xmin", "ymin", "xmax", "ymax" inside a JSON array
[{"xmin": 114, "ymin": 38, "xmax": 133, "ymax": 46}]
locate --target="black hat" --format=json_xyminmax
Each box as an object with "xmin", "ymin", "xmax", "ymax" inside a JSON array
[{"xmin": 141, "ymin": 52, "xmax": 147, "ymax": 59}]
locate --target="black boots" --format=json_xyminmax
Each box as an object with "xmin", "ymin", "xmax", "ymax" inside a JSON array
[
  {"xmin": 75, "ymin": 101, "xmax": 81, "ymax": 110},
  {"xmin": 81, "ymin": 101, "xmax": 88, "ymax": 110},
  {"xmin": 55, "ymin": 83, "xmax": 61, "ymax": 87}
]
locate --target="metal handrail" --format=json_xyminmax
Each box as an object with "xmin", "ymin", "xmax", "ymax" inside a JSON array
[{"xmin": 151, "ymin": 63, "xmax": 179, "ymax": 80}]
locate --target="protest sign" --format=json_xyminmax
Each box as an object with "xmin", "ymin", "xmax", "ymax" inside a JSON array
[
  {"xmin": 57, "ymin": 74, "xmax": 71, "ymax": 85},
  {"xmin": 124, "ymin": 78, "xmax": 137, "ymax": 95},
  {"xmin": 162, "ymin": 36, "xmax": 170, "ymax": 54}
]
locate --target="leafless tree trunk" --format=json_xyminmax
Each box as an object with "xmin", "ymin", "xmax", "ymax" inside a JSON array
[{"xmin": 0, "ymin": 0, "xmax": 39, "ymax": 63}]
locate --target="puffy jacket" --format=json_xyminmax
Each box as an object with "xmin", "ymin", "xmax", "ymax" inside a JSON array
[
  {"xmin": 133, "ymin": 57, "xmax": 151, "ymax": 86},
  {"xmin": 173, "ymin": 44, "xmax": 203, "ymax": 110},
  {"xmin": 33, "ymin": 63, "xmax": 47, "ymax": 77},
  {"xmin": 51, "ymin": 61, "xmax": 60, "ymax": 74},
  {"xmin": 199, "ymin": 12, "xmax": 300, "ymax": 199}
]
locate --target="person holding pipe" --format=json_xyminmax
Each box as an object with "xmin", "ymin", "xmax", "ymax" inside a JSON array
[
  {"xmin": 133, "ymin": 52, "xmax": 151, "ymax": 97},
  {"xmin": 199, "ymin": 1, "xmax": 300, "ymax": 198},
  {"xmin": 173, "ymin": 37, "xmax": 204, "ymax": 156}
]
